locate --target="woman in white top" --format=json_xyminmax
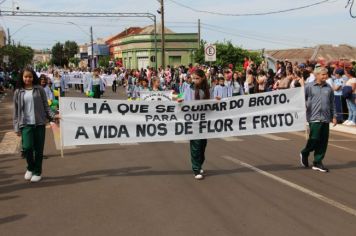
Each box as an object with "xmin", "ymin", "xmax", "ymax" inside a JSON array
[{"xmin": 344, "ymin": 68, "xmax": 356, "ymax": 126}]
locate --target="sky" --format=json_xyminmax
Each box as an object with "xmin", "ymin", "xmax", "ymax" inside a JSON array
[{"xmin": 0, "ymin": 0, "xmax": 355, "ymax": 50}]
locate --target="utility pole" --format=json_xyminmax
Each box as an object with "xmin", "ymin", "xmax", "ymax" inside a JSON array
[
  {"xmin": 7, "ymin": 28, "xmax": 11, "ymax": 45},
  {"xmin": 198, "ymin": 19, "xmax": 201, "ymax": 48},
  {"xmin": 90, "ymin": 26, "xmax": 94, "ymax": 69},
  {"xmin": 160, "ymin": 0, "xmax": 165, "ymax": 69}
]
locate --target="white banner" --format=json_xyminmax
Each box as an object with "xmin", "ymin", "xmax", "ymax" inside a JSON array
[
  {"xmin": 101, "ymin": 75, "xmax": 116, "ymax": 87},
  {"xmin": 66, "ymin": 73, "xmax": 84, "ymax": 84},
  {"xmin": 140, "ymin": 91, "xmax": 173, "ymax": 101},
  {"xmin": 60, "ymin": 88, "xmax": 306, "ymax": 146}
]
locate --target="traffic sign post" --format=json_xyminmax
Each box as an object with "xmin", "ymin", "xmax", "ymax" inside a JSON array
[{"xmin": 204, "ymin": 44, "xmax": 216, "ymax": 62}]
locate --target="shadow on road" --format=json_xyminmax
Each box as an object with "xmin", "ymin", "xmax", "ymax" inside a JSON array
[{"xmin": 0, "ymin": 214, "xmax": 27, "ymax": 225}]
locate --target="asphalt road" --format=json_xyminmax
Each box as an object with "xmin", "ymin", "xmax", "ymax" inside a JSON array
[{"xmin": 1, "ymin": 86, "xmax": 356, "ymax": 236}]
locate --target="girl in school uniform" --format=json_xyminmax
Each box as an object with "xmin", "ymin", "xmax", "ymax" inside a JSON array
[
  {"xmin": 150, "ymin": 76, "xmax": 162, "ymax": 92},
  {"xmin": 229, "ymin": 72, "xmax": 244, "ymax": 96},
  {"xmin": 178, "ymin": 69, "xmax": 210, "ymax": 180},
  {"xmin": 13, "ymin": 68, "xmax": 60, "ymax": 182},
  {"xmin": 52, "ymin": 71, "xmax": 65, "ymax": 99},
  {"xmin": 39, "ymin": 74, "xmax": 53, "ymax": 101},
  {"xmin": 180, "ymin": 74, "xmax": 193, "ymax": 101},
  {"xmin": 88, "ymin": 68, "xmax": 105, "ymax": 99}
]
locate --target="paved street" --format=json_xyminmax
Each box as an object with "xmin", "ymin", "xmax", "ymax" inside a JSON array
[{"xmin": 1, "ymin": 87, "xmax": 356, "ymax": 236}]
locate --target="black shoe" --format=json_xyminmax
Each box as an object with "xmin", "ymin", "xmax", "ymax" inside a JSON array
[
  {"xmin": 312, "ymin": 163, "xmax": 329, "ymax": 173},
  {"xmin": 300, "ymin": 153, "xmax": 309, "ymax": 168}
]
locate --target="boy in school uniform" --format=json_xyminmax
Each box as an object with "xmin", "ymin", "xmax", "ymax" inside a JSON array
[{"xmin": 213, "ymin": 77, "xmax": 229, "ymax": 100}]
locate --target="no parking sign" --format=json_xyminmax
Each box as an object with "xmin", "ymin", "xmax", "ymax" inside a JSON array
[{"xmin": 204, "ymin": 44, "xmax": 216, "ymax": 62}]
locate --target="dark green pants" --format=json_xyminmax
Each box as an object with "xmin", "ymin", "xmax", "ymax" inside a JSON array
[
  {"xmin": 21, "ymin": 125, "xmax": 46, "ymax": 175},
  {"xmin": 93, "ymin": 85, "xmax": 101, "ymax": 98},
  {"xmin": 190, "ymin": 139, "xmax": 207, "ymax": 174},
  {"xmin": 301, "ymin": 122, "xmax": 329, "ymax": 164}
]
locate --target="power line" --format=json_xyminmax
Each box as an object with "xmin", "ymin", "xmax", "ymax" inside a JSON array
[
  {"xmin": 201, "ymin": 25, "xmax": 304, "ymax": 48},
  {"xmin": 167, "ymin": 0, "xmax": 331, "ymax": 16},
  {"xmin": 200, "ymin": 23, "xmax": 328, "ymax": 46},
  {"xmin": 346, "ymin": 0, "xmax": 355, "ymax": 18}
]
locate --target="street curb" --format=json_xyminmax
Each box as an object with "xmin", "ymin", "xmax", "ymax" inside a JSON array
[{"xmin": 330, "ymin": 124, "xmax": 356, "ymax": 135}]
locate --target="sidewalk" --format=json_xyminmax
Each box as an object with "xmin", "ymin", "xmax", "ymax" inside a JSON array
[{"xmin": 330, "ymin": 123, "xmax": 356, "ymax": 135}]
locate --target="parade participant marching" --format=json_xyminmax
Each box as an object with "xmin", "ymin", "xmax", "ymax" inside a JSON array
[
  {"xmin": 179, "ymin": 74, "xmax": 192, "ymax": 100},
  {"xmin": 229, "ymin": 72, "xmax": 244, "ymax": 96},
  {"xmin": 111, "ymin": 70, "xmax": 118, "ymax": 93},
  {"xmin": 150, "ymin": 76, "xmax": 162, "ymax": 92},
  {"xmin": 39, "ymin": 74, "xmax": 53, "ymax": 101},
  {"xmin": 13, "ymin": 68, "xmax": 60, "ymax": 182},
  {"xmin": 178, "ymin": 69, "xmax": 210, "ymax": 180},
  {"xmin": 300, "ymin": 66, "xmax": 337, "ymax": 173},
  {"xmin": 88, "ymin": 68, "xmax": 105, "ymax": 99},
  {"xmin": 213, "ymin": 76, "xmax": 230, "ymax": 100},
  {"xmin": 52, "ymin": 70, "xmax": 65, "ymax": 99}
]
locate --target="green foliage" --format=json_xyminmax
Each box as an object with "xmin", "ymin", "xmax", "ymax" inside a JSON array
[
  {"xmin": 35, "ymin": 61, "xmax": 49, "ymax": 71},
  {"xmin": 51, "ymin": 41, "xmax": 78, "ymax": 67},
  {"xmin": 98, "ymin": 56, "xmax": 110, "ymax": 68},
  {"xmin": 51, "ymin": 42, "xmax": 66, "ymax": 66},
  {"xmin": 194, "ymin": 40, "xmax": 263, "ymax": 70},
  {"xmin": 0, "ymin": 44, "xmax": 34, "ymax": 70},
  {"xmin": 64, "ymin": 41, "xmax": 79, "ymax": 60},
  {"xmin": 69, "ymin": 57, "xmax": 80, "ymax": 67}
]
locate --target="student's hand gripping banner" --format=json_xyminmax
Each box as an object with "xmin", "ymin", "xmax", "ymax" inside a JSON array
[{"xmin": 60, "ymin": 88, "xmax": 306, "ymax": 146}]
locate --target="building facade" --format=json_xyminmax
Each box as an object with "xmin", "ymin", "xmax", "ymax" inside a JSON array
[{"xmin": 106, "ymin": 24, "xmax": 198, "ymax": 69}]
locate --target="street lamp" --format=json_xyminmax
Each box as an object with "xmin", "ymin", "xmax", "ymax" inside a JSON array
[
  {"xmin": 8, "ymin": 23, "xmax": 31, "ymax": 45},
  {"xmin": 67, "ymin": 22, "xmax": 95, "ymax": 69}
]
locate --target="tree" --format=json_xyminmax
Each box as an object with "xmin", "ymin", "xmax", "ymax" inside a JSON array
[
  {"xmin": 51, "ymin": 42, "xmax": 66, "ymax": 66},
  {"xmin": 68, "ymin": 57, "xmax": 80, "ymax": 67},
  {"xmin": 64, "ymin": 41, "xmax": 79, "ymax": 61},
  {"xmin": 194, "ymin": 40, "xmax": 263, "ymax": 70},
  {"xmin": 51, "ymin": 41, "xmax": 78, "ymax": 67},
  {"xmin": 0, "ymin": 44, "xmax": 34, "ymax": 70},
  {"xmin": 98, "ymin": 56, "xmax": 110, "ymax": 68}
]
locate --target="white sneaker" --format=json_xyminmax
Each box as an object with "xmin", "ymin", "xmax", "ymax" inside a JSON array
[
  {"xmin": 346, "ymin": 121, "xmax": 355, "ymax": 126},
  {"xmin": 194, "ymin": 174, "xmax": 204, "ymax": 180},
  {"xmin": 24, "ymin": 171, "xmax": 32, "ymax": 180},
  {"xmin": 343, "ymin": 120, "xmax": 351, "ymax": 125},
  {"xmin": 30, "ymin": 175, "xmax": 42, "ymax": 182},
  {"xmin": 200, "ymin": 169, "xmax": 205, "ymax": 175}
]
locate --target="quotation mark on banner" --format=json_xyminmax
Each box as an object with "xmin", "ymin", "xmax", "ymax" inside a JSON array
[{"xmin": 70, "ymin": 102, "xmax": 77, "ymax": 111}]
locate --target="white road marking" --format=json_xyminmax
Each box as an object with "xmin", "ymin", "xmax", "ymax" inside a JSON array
[
  {"xmin": 222, "ymin": 155, "xmax": 356, "ymax": 218},
  {"xmin": 290, "ymin": 131, "xmax": 307, "ymax": 138},
  {"xmin": 0, "ymin": 132, "xmax": 21, "ymax": 154},
  {"xmin": 329, "ymin": 144, "xmax": 355, "ymax": 153},
  {"xmin": 120, "ymin": 143, "xmax": 139, "ymax": 146},
  {"xmin": 259, "ymin": 134, "xmax": 289, "ymax": 141},
  {"xmin": 221, "ymin": 137, "xmax": 244, "ymax": 142},
  {"xmin": 329, "ymin": 139, "xmax": 354, "ymax": 142},
  {"xmin": 173, "ymin": 140, "xmax": 189, "ymax": 144}
]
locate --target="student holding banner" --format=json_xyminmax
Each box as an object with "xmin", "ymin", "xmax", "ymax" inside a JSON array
[
  {"xmin": 178, "ymin": 69, "xmax": 210, "ymax": 180},
  {"xmin": 300, "ymin": 66, "xmax": 337, "ymax": 173},
  {"xmin": 13, "ymin": 68, "xmax": 60, "ymax": 182}
]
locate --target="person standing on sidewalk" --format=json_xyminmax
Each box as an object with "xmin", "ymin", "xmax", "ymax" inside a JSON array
[
  {"xmin": 13, "ymin": 68, "xmax": 60, "ymax": 182},
  {"xmin": 300, "ymin": 66, "xmax": 337, "ymax": 173}
]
